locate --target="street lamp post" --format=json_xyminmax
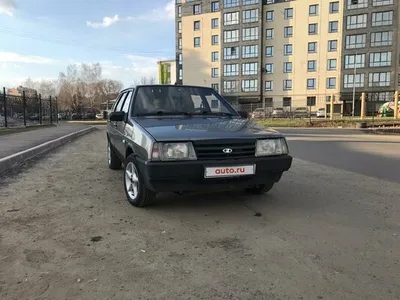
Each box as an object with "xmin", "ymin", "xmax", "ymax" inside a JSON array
[{"xmin": 352, "ymin": 51, "xmax": 358, "ymax": 117}]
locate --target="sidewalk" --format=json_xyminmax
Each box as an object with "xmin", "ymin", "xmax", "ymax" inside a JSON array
[{"xmin": 0, "ymin": 123, "xmax": 92, "ymax": 159}]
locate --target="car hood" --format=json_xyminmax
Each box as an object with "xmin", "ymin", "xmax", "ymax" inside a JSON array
[{"xmin": 135, "ymin": 116, "xmax": 282, "ymax": 141}]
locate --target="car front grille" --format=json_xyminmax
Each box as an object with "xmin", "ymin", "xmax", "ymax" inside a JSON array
[{"xmin": 193, "ymin": 140, "xmax": 256, "ymax": 161}]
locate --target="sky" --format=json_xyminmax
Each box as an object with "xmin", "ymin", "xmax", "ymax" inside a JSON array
[{"xmin": 0, "ymin": 0, "xmax": 175, "ymax": 88}]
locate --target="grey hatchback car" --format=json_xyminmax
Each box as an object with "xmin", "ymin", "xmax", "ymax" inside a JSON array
[{"xmin": 107, "ymin": 85, "xmax": 292, "ymax": 207}]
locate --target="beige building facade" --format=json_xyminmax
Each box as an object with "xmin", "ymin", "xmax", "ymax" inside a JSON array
[{"xmin": 175, "ymin": 0, "xmax": 400, "ymax": 112}]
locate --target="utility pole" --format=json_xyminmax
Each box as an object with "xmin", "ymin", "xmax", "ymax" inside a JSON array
[{"xmin": 352, "ymin": 51, "xmax": 357, "ymax": 117}]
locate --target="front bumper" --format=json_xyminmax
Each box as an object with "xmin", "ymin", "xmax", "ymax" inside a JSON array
[{"xmin": 136, "ymin": 155, "xmax": 293, "ymax": 192}]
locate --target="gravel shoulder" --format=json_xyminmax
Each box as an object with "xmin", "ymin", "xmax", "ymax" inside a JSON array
[{"xmin": 0, "ymin": 129, "xmax": 399, "ymax": 300}]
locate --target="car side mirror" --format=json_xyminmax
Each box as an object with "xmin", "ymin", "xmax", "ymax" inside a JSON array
[
  {"xmin": 109, "ymin": 111, "xmax": 126, "ymax": 122},
  {"xmin": 237, "ymin": 110, "xmax": 249, "ymax": 119}
]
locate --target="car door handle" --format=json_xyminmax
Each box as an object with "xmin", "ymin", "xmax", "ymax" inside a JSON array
[{"xmin": 112, "ymin": 122, "xmax": 117, "ymax": 127}]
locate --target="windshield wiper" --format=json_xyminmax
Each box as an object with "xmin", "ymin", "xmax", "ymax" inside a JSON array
[{"xmin": 137, "ymin": 111, "xmax": 190, "ymax": 117}]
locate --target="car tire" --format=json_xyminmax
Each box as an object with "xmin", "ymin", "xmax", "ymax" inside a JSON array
[
  {"xmin": 107, "ymin": 140, "xmax": 122, "ymax": 170},
  {"xmin": 123, "ymin": 154, "xmax": 156, "ymax": 207},
  {"xmin": 245, "ymin": 181, "xmax": 275, "ymax": 195}
]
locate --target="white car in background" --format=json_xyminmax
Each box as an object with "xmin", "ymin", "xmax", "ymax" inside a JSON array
[{"xmin": 316, "ymin": 108, "xmax": 328, "ymax": 118}]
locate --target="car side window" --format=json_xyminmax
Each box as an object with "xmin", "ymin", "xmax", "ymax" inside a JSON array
[
  {"xmin": 121, "ymin": 91, "xmax": 133, "ymax": 113},
  {"xmin": 115, "ymin": 93, "xmax": 127, "ymax": 112}
]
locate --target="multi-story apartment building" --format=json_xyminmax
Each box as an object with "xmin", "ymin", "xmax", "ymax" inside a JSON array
[
  {"xmin": 175, "ymin": 0, "xmax": 400, "ymax": 112},
  {"xmin": 341, "ymin": 0, "xmax": 399, "ymax": 114},
  {"xmin": 158, "ymin": 59, "xmax": 177, "ymax": 84}
]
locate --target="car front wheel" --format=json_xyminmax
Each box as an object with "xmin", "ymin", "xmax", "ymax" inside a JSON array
[
  {"xmin": 245, "ymin": 181, "xmax": 275, "ymax": 195},
  {"xmin": 124, "ymin": 154, "xmax": 156, "ymax": 207}
]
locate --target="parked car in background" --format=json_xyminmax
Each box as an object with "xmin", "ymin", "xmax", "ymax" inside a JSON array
[
  {"xmin": 292, "ymin": 107, "xmax": 309, "ymax": 118},
  {"xmin": 251, "ymin": 108, "xmax": 267, "ymax": 119},
  {"xmin": 106, "ymin": 85, "xmax": 292, "ymax": 207},
  {"xmin": 316, "ymin": 108, "xmax": 327, "ymax": 118},
  {"xmin": 272, "ymin": 108, "xmax": 286, "ymax": 118}
]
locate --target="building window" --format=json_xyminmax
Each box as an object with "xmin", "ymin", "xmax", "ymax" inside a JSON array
[
  {"xmin": 224, "ymin": 46, "xmax": 239, "ymax": 59},
  {"xmin": 265, "ymin": 46, "xmax": 273, "ymax": 57},
  {"xmin": 369, "ymin": 72, "xmax": 390, "ymax": 87},
  {"xmin": 369, "ymin": 52, "xmax": 392, "ymax": 67},
  {"xmin": 283, "ymin": 80, "xmax": 292, "ymax": 91},
  {"xmin": 242, "ymin": 79, "xmax": 258, "ymax": 92},
  {"xmin": 329, "ymin": 21, "xmax": 338, "ymax": 33},
  {"xmin": 308, "ymin": 60, "xmax": 316, "ymax": 72},
  {"xmin": 372, "ymin": 11, "xmax": 393, "ymax": 26},
  {"xmin": 179, "ymin": 68, "xmax": 183, "ymax": 80},
  {"xmin": 212, "ymin": 51, "xmax": 219, "ymax": 62},
  {"xmin": 284, "ymin": 62, "xmax": 292, "ymax": 73},
  {"xmin": 242, "ymin": 27, "xmax": 258, "ymax": 41},
  {"xmin": 243, "ymin": 9, "xmax": 259, "ymax": 23},
  {"xmin": 178, "ymin": 54, "xmax": 182, "ymax": 65},
  {"xmin": 346, "ymin": 14, "xmax": 367, "ymax": 29},
  {"xmin": 266, "ymin": 10, "xmax": 274, "ymax": 22},
  {"xmin": 212, "ymin": 68, "xmax": 219, "ymax": 78},
  {"xmin": 242, "ymin": 62, "xmax": 258, "ymax": 75},
  {"xmin": 265, "ymin": 81, "xmax": 273, "ymax": 91},
  {"xmin": 193, "ymin": 4, "xmax": 201, "ymax": 15},
  {"xmin": 327, "ymin": 78, "xmax": 336, "ymax": 89},
  {"xmin": 309, "ymin": 23, "xmax": 318, "ymax": 35},
  {"xmin": 328, "ymin": 40, "xmax": 337, "ymax": 52},
  {"xmin": 212, "ymin": 35, "xmax": 219, "ymax": 45},
  {"xmin": 223, "ymin": 0, "xmax": 239, "ymax": 8},
  {"xmin": 284, "ymin": 44, "xmax": 293, "ymax": 56},
  {"xmin": 307, "ymin": 79, "xmax": 316, "ymax": 89},
  {"xmin": 308, "ymin": 42, "xmax": 317, "ymax": 53},
  {"xmin": 265, "ymin": 63, "xmax": 273, "ymax": 74},
  {"xmin": 242, "ymin": 45, "xmax": 258, "ymax": 58},
  {"xmin": 345, "ymin": 34, "xmax": 366, "ymax": 49},
  {"xmin": 223, "ymin": 30, "xmax": 239, "ymax": 43},
  {"xmin": 194, "ymin": 37, "xmax": 201, "ymax": 47},
  {"xmin": 178, "ymin": 21, "xmax": 182, "ymax": 33},
  {"xmin": 344, "ymin": 74, "xmax": 364, "ymax": 88},
  {"xmin": 265, "ymin": 98, "xmax": 273, "ymax": 107},
  {"xmin": 347, "ymin": 0, "xmax": 368, "ymax": 9},
  {"xmin": 372, "ymin": 0, "xmax": 394, "ymax": 6},
  {"xmin": 223, "ymin": 80, "xmax": 239, "ymax": 93},
  {"xmin": 243, "ymin": 0, "xmax": 259, "ymax": 5},
  {"xmin": 211, "ymin": 83, "xmax": 219, "ymax": 91},
  {"xmin": 309, "ymin": 4, "xmax": 318, "ymax": 16},
  {"xmin": 177, "ymin": 6, "xmax": 182, "ymax": 17},
  {"xmin": 344, "ymin": 54, "xmax": 366, "ymax": 69},
  {"xmin": 223, "ymin": 64, "xmax": 239, "ymax": 76},
  {"xmin": 307, "ymin": 96, "xmax": 316, "ymax": 106},
  {"xmin": 371, "ymin": 31, "xmax": 393, "ymax": 47},
  {"xmin": 212, "ymin": 18, "xmax": 219, "ymax": 29},
  {"xmin": 224, "ymin": 12, "xmax": 239, "ymax": 25},
  {"xmin": 284, "ymin": 26, "xmax": 293, "ymax": 38},
  {"xmin": 211, "ymin": 1, "xmax": 219, "ymax": 12},
  {"xmin": 266, "ymin": 28, "xmax": 274, "ymax": 40},
  {"xmin": 193, "ymin": 21, "xmax": 200, "ymax": 31},
  {"xmin": 178, "ymin": 38, "xmax": 182, "ymax": 50},
  {"xmin": 327, "ymin": 59, "xmax": 337, "ymax": 70},
  {"xmin": 284, "ymin": 8, "xmax": 293, "ymax": 19},
  {"xmin": 176, "ymin": 0, "xmax": 181, "ymax": 3},
  {"xmin": 329, "ymin": 2, "xmax": 339, "ymax": 13}
]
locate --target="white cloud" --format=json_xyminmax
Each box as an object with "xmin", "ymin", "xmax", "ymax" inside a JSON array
[
  {"xmin": 86, "ymin": 0, "xmax": 174, "ymax": 29},
  {"xmin": 0, "ymin": 0, "xmax": 16, "ymax": 16},
  {"xmin": 0, "ymin": 52, "xmax": 56, "ymax": 64},
  {"xmin": 86, "ymin": 14, "xmax": 119, "ymax": 29}
]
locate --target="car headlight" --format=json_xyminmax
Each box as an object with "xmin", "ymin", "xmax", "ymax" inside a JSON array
[
  {"xmin": 151, "ymin": 142, "xmax": 197, "ymax": 161},
  {"xmin": 256, "ymin": 138, "xmax": 288, "ymax": 156}
]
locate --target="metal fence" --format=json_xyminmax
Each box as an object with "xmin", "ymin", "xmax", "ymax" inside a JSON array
[
  {"xmin": 0, "ymin": 87, "xmax": 58, "ymax": 128},
  {"xmin": 230, "ymin": 91, "xmax": 400, "ymax": 120}
]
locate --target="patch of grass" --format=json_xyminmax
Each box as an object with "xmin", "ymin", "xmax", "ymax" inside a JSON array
[
  {"xmin": 258, "ymin": 118, "xmax": 400, "ymax": 128},
  {"xmin": 0, "ymin": 124, "xmax": 56, "ymax": 136}
]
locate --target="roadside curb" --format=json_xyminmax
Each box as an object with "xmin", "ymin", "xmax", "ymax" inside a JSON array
[{"xmin": 0, "ymin": 126, "xmax": 96, "ymax": 175}]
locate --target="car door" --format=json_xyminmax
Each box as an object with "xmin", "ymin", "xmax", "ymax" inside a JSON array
[
  {"xmin": 115, "ymin": 90, "xmax": 133, "ymax": 155},
  {"xmin": 108, "ymin": 92, "xmax": 127, "ymax": 150}
]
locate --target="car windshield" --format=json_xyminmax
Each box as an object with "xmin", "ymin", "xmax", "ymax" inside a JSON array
[{"xmin": 133, "ymin": 86, "xmax": 237, "ymax": 117}]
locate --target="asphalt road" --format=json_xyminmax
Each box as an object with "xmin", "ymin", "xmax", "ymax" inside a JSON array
[
  {"xmin": 278, "ymin": 128, "xmax": 400, "ymax": 184},
  {"xmin": 0, "ymin": 128, "xmax": 399, "ymax": 300}
]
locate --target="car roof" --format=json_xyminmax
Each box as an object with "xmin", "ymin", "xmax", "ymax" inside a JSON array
[{"xmin": 119, "ymin": 84, "xmax": 214, "ymax": 94}]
